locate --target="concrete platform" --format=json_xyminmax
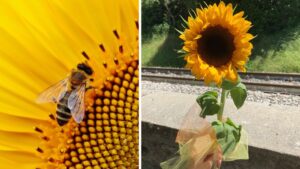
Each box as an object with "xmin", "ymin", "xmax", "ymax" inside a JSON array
[{"xmin": 142, "ymin": 91, "xmax": 300, "ymax": 169}]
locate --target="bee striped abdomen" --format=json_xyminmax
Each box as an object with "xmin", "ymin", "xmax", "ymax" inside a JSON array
[{"xmin": 56, "ymin": 92, "xmax": 72, "ymax": 126}]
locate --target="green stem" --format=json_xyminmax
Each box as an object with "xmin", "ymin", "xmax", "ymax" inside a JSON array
[{"xmin": 217, "ymin": 88, "xmax": 227, "ymax": 121}]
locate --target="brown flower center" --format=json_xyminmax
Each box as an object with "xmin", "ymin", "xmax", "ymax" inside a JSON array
[{"xmin": 197, "ymin": 25, "xmax": 235, "ymax": 67}]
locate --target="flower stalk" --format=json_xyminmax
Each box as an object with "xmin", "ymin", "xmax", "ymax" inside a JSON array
[{"xmin": 217, "ymin": 88, "xmax": 228, "ymax": 121}]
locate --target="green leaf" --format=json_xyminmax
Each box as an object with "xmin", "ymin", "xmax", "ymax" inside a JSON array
[
  {"xmin": 201, "ymin": 90, "xmax": 218, "ymax": 98},
  {"xmin": 230, "ymin": 83, "xmax": 247, "ymax": 109},
  {"xmin": 200, "ymin": 103, "xmax": 220, "ymax": 118},
  {"xmin": 196, "ymin": 90, "xmax": 220, "ymax": 118},
  {"xmin": 180, "ymin": 15, "xmax": 188, "ymax": 25},
  {"xmin": 188, "ymin": 10, "xmax": 195, "ymax": 18},
  {"xmin": 174, "ymin": 28, "xmax": 183, "ymax": 34},
  {"xmin": 196, "ymin": 91, "xmax": 218, "ymax": 106},
  {"xmin": 177, "ymin": 49, "xmax": 186, "ymax": 54},
  {"xmin": 221, "ymin": 77, "xmax": 240, "ymax": 90},
  {"xmin": 212, "ymin": 119, "xmax": 242, "ymax": 157}
]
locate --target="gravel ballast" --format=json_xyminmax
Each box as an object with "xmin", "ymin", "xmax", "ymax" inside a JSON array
[{"xmin": 142, "ymin": 80, "xmax": 300, "ymax": 107}]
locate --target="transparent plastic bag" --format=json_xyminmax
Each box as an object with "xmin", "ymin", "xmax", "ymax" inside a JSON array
[
  {"xmin": 161, "ymin": 103, "xmax": 221, "ymax": 169},
  {"xmin": 161, "ymin": 103, "xmax": 249, "ymax": 169}
]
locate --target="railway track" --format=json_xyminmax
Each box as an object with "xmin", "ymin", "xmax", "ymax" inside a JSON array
[
  {"xmin": 142, "ymin": 67, "xmax": 300, "ymax": 95},
  {"xmin": 142, "ymin": 67, "xmax": 300, "ymax": 82}
]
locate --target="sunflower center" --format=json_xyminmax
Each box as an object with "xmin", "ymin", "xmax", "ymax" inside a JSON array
[
  {"xmin": 63, "ymin": 60, "xmax": 139, "ymax": 169},
  {"xmin": 34, "ymin": 60, "xmax": 139, "ymax": 169},
  {"xmin": 197, "ymin": 25, "xmax": 235, "ymax": 67}
]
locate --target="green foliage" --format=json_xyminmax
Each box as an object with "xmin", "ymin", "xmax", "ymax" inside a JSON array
[
  {"xmin": 221, "ymin": 78, "xmax": 241, "ymax": 90},
  {"xmin": 142, "ymin": 0, "xmax": 300, "ymax": 39},
  {"xmin": 220, "ymin": 78, "xmax": 247, "ymax": 109},
  {"xmin": 142, "ymin": 0, "xmax": 191, "ymax": 40},
  {"xmin": 230, "ymin": 83, "xmax": 247, "ymax": 109},
  {"xmin": 142, "ymin": 0, "xmax": 300, "ymax": 73},
  {"xmin": 142, "ymin": 33, "xmax": 185, "ymax": 67},
  {"xmin": 142, "ymin": 0, "xmax": 168, "ymax": 40},
  {"xmin": 212, "ymin": 119, "xmax": 242, "ymax": 156},
  {"xmin": 247, "ymin": 27, "xmax": 300, "ymax": 72},
  {"xmin": 196, "ymin": 91, "xmax": 220, "ymax": 118}
]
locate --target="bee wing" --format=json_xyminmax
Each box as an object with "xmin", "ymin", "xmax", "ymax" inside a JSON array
[
  {"xmin": 36, "ymin": 77, "xmax": 69, "ymax": 103},
  {"xmin": 67, "ymin": 84, "xmax": 86, "ymax": 123}
]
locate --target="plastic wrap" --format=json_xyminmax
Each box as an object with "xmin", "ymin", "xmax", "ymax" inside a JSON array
[
  {"xmin": 161, "ymin": 103, "xmax": 249, "ymax": 169},
  {"xmin": 161, "ymin": 103, "xmax": 222, "ymax": 169}
]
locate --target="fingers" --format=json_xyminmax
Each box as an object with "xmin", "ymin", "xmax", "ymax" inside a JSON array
[
  {"xmin": 194, "ymin": 160, "xmax": 213, "ymax": 169},
  {"xmin": 216, "ymin": 146, "xmax": 223, "ymax": 168},
  {"xmin": 193, "ymin": 154, "xmax": 213, "ymax": 169},
  {"xmin": 193, "ymin": 146, "xmax": 223, "ymax": 169},
  {"xmin": 216, "ymin": 158, "xmax": 222, "ymax": 168}
]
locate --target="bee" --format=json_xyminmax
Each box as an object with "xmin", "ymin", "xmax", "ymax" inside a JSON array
[{"xmin": 36, "ymin": 62, "xmax": 93, "ymax": 126}]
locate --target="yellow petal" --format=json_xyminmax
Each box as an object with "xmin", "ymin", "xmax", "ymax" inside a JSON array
[
  {"xmin": 0, "ymin": 157, "xmax": 42, "ymax": 169},
  {"xmin": 0, "ymin": 130, "xmax": 39, "ymax": 152},
  {"xmin": 0, "ymin": 113, "xmax": 48, "ymax": 132},
  {"xmin": 0, "ymin": 150, "xmax": 41, "ymax": 163}
]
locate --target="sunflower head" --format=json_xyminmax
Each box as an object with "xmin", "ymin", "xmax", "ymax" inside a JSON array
[{"xmin": 179, "ymin": 1, "xmax": 254, "ymax": 86}]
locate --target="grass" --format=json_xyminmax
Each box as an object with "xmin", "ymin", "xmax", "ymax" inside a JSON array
[
  {"xmin": 142, "ymin": 26, "xmax": 300, "ymax": 73},
  {"xmin": 142, "ymin": 34, "xmax": 168, "ymax": 66},
  {"xmin": 246, "ymin": 29, "xmax": 300, "ymax": 72},
  {"xmin": 142, "ymin": 32, "xmax": 184, "ymax": 67}
]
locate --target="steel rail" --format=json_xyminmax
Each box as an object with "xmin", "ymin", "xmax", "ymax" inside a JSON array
[
  {"xmin": 142, "ymin": 74, "xmax": 300, "ymax": 95},
  {"xmin": 142, "ymin": 67, "xmax": 300, "ymax": 82}
]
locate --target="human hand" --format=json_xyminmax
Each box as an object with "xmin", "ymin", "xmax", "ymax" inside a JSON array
[{"xmin": 193, "ymin": 146, "xmax": 222, "ymax": 169}]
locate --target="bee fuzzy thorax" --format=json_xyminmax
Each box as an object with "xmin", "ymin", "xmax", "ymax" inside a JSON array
[
  {"xmin": 69, "ymin": 63, "xmax": 93, "ymax": 85},
  {"xmin": 70, "ymin": 71, "xmax": 87, "ymax": 87}
]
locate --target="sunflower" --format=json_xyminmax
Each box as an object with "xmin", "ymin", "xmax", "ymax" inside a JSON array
[
  {"xmin": 179, "ymin": 1, "xmax": 253, "ymax": 85},
  {"xmin": 0, "ymin": 0, "xmax": 138, "ymax": 169}
]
